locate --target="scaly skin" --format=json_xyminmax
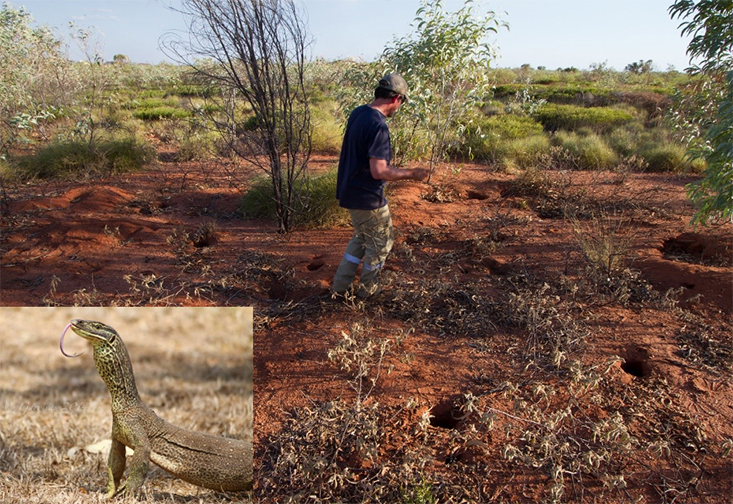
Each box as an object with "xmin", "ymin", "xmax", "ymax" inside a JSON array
[{"xmin": 66, "ymin": 319, "xmax": 253, "ymax": 498}]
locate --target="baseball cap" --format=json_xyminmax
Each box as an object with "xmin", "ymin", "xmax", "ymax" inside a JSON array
[{"xmin": 378, "ymin": 73, "xmax": 408, "ymax": 101}]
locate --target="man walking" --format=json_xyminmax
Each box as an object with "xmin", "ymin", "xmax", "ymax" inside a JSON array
[{"xmin": 332, "ymin": 74, "xmax": 428, "ymax": 299}]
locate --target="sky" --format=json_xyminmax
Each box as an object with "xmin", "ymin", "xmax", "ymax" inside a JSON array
[{"xmin": 9, "ymin": 0, "xmax": 694, "ymax": 71}]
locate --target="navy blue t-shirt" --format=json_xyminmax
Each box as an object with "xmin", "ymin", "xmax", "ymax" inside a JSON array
[{"xmin": 336, "ymin": 105, "xmax": 391, "ymax": 210}]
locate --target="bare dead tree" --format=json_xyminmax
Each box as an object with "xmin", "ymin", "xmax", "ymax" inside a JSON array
[{"xmin": 162, "ymin": 0, "xmax": 312, "ymax": 233}]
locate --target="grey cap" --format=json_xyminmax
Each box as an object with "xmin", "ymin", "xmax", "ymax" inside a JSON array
[{"xmin": 378, "ymin": 73, "xmax": 408, "ymax": 99}]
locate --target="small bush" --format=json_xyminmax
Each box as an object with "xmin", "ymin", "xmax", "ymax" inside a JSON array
[
  {"xmin": 0, "ymin": 158, "xmax": 14, "ymax": 185},
  {"xmin": 196, "ymin": 102, "xmax": 223, "ymax": 115},
  {"xmin": 641, "ymin": 143, "xmax": 688, "ymax": 173},
  {"xmin": 127, "ymin": 96, "xmax": 179, "ymax": 109},
  {"xmin": 240, "ymin": 177, "xmax": 275, "ymax": 220},
  {"xmin": 503, "ymin": 167, "xmax": 556, "ymax": 199},
  {"xmin": 465, "ymin": 114, "xmax": 547, "ymax": 165},
  {"xmin": 534, "ymin": 104, "xmax": 634, "ymax": 132},
  {"xmin": 13, "ymin": 137, "xmax": 155, "ymax": 179},
  {"xmin": 501, "ymin": 135, "xmax": 552, "ymax": 169},
  {"xmin": 168, "ymin": 84, "xmax": 220, "ymax": 98},
  {"xmin": 176, "ymin": 130, "xmax": 221, "ymax": 161},
  {"xmin": 241, "ymin": 114, "xmax": 260, "ymax": 132},
  {"xmin": 553, "ymin": 131, "xmax": 618, "ymax": 170},
  {"xmin": 573, "ymin": 215, "xmax": 635, "ymax": 278},
  {"xmin": 298, "ymin": 168, "xmax": 349, "ymax": 228},
  {"xmin": 311, "ymin": 101, "xmax": 342, "ymax": 154},
  {"xmin": 136, "ymin": 89, "xmax": 167, "ymax": 99},
  {"xmin": 241, "ymin": 167, "xmax": 348, "ymax": 228},
  {"xmin": 605, "ymin": 127, "xmax": 639, "ymax": 156},
  {"xmin": 483, "ymin": 114, "xmax": 544, "ymax": 140},
  {"xmin": 133, "ymin": 107, "xmax": 191, "ymax": 121}
]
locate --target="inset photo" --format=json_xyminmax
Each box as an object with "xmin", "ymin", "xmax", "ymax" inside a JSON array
[{"xmin": 0, "ymin": 307, "xmax": 252, "ymax": 503}]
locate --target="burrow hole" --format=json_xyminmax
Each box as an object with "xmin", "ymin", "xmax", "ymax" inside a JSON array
[
  {"xmin": 466, "ymin": 190, "xmax": 489, "ymax": 201},
  {"xmin": 429, "ymin": 399, "xmax": 462, "ymax": 430},
  {"xmin": 307, "ymin": 256, "xmax": 326, "ymax": 271},
  {"xmin": 621, "ymin": 347, "xmax": 653, "ymax": 378}
]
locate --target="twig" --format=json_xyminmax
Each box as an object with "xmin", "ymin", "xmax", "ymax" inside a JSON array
[{"xmin": 487, "ymin": 406, "xmax": 548, "ymax": 429}]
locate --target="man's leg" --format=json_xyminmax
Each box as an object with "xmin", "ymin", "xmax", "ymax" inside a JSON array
[
  {"xmin": 333, "ymin": 208, "xmax": 377, "ymax": 294},
  {"xmin": 356, "ymin": 205, "xmax": 394, "ymax": 298},
  {"xmin": 332, "ymin": 232, "xmax": 365, "ymax": 294}
]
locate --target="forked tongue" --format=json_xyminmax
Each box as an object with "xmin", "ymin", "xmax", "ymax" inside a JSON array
[{"xmin": 60, "ymin": 322, "xmax": 83, "ymax": 358}]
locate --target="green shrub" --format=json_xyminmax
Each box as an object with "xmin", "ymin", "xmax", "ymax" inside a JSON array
[
  {"xmin": 492, "ymin": 83, "xmax": 523, "ymax": 99},
  {"xmin": 464, "ymin": 114, "xmax": 547, "ymax": 164},
  {"xmin": 168, "ymin": 84, "xmax": 220, "ymax": 98},
  {"xmin": 241, "ymin": 114, "xmax": 260, "ymax": 132},
  {"xmin": 641, "ymin": 143, "xmax": 688, "ymax": 173},
  {"xmin": 483, "ymin": 114, "xmax": 544, "ymax": 139},
  {"xmin": 605, "ymin": 127, "xmax": 639, "ymax": 156},
  {"xmin": 0, "ymin": 157, "xmax": 13, "ymax": 180},
  {"xmin": 123, "ymin": 96, "xmax": 178, "ymax": 111},
  {"xmin": 13, "ymin": 137, "xmax": 155, "ymax": 179},
  {"xmin": 310, "ymin": 101, "xmax": 342, "ymax": 154},
  {"xmin": 505, "ymin": 135, "xmax": 552, "ymax": 168},
  {"xmin": 177, "ymin": 131, "xmax": 221, "ymax": 161},
  {"xmin": 239, "ymin": 177, "xmax": 275, "ymax": 220},
  {"xmin": 241, "ymin": 167, "xmax": 348, "ymax": 228},
  {"xmin": 137, "ymin": 89, "xmax": 166, "ymax": 99},
  {"xmin": 534, "ymin": 104, "xmax": 634, "ymax": 132},
  {"xmin": 133, "ymin": 106, "xmax": 191, "ymax": 121},
  {"xmin": 553, "ymin": 131, "xmax": 618, "ymax": 170},
  {"xmin": 143, "ymin": 97, "xmax": 179, "ymax": 108},
  {"xmin": 302, "ymin": 168, "xmax": 349, "ymax": 228},
  {"xmin": 197, "ymin": 102, "xmax": 223, "ymax": 115},
  {"xmin": 488, "ymin": 67, "xmax": 519, "ymax": 84}
]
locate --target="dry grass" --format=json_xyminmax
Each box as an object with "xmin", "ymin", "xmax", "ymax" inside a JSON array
[{"xmin": 0, "ymin": 307, "xmax": 253, "ymax": 503}]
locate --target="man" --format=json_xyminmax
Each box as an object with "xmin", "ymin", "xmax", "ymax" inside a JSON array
[{"xmin": 332, "ymin": 73, "xmax": 428, "ymax": 299}]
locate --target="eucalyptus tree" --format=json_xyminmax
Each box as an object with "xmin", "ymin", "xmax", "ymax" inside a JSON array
[
  {"xmin": 163, "ymin": 0, "xmax": 312, "ymax": 233},
  {"xmin": 0, "ymin": 4, "xmax": 70, "ymax": 156},
  {"xmin": 670, "ymin": 0, "xmax": 733, "ymax": 224},
  {"xmin": 382, "ymin": 0, "xmax": 505, "ymax": 179}
]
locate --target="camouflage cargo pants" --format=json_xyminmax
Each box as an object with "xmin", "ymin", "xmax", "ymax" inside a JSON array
[{"xmin": 332, "ymin": 205, "xmax": 394, "ymax": 298}]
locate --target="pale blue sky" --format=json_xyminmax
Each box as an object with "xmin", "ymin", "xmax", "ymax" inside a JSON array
[{"xmin": 9, "ymin": 0, "xmax": 694, "ymax": 71}]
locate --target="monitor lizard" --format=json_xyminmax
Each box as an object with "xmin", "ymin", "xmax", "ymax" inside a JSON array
[{"xmin": 61, "ymin": 319, "xmax": 253, "ymax": 498}]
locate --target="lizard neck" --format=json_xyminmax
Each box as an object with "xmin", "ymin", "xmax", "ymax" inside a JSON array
[{"xmin": 93, "ymin": 342, "xmax": 144, "ymax": 412}]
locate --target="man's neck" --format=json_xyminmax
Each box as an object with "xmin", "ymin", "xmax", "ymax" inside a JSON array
[{"xmin": 369, "ymin": 98, "xmax": 393, "ymax": 118}]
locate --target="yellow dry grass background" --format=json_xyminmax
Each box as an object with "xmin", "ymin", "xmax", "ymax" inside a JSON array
[{"xmin": 0, "ymin": 307, "xmax": 253, "ymax": 503}]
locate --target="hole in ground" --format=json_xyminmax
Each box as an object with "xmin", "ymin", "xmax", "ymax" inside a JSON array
[
  {"xmin": 661, "ymin": 232, "xmax": 732, "ymax": 267},
  {"xmin": 429, "ymin": 400, "xmax": 461, "ymax": 430},
  {"xmin": 307, "ymin": 259, "xmax": 325, "ymax": 271},
  {"xmin": 466, "ymin": 190, "xmax": 489, "ymax": 201},
  {"xmin": 192, "ymin": 235, "xmax": 216, "ymax": 248},
  {"xmin": 267, "ymin": 279, "xmax": 289, "ymax": 301},
  {"xmin": 621, "ymin": 346, "xmax": 652, "ymax": 378},
  {"xmin": 621, "ymin": 359, "xmax": 652, "ymax": 378}
]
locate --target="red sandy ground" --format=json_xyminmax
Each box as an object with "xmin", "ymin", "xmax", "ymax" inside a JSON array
[{"xmin": 1, "ymin": 153, "xmax": 731, "ymax": 502}]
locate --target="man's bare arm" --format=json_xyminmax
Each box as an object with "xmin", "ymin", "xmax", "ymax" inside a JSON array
[{"xmin": 370, "ymin": 158, "xmax": 428, "ymax": 181}]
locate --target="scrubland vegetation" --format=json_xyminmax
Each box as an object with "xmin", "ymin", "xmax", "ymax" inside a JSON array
[
  {"xmin": 0, "ymin": 2, "xmax": 717, "ymax": 227},
  {"xmin": 0, "ymin": 52, "xmax": 712, "ymax": 225}
]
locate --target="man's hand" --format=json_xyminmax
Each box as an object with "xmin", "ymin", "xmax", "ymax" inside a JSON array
[{"xmin": 410, "ymin": 168, "xmax": 429, "ymax": 181}]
